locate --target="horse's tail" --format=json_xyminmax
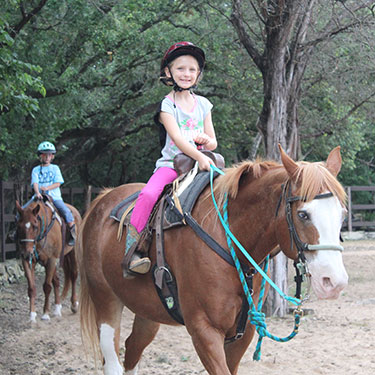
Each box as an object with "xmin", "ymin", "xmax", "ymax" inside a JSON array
[
  {"xmin": 60, "ymin": 249, "xmax": 77, "ymax": 300},
  {"xmin": 76, "ymin": 188, "xmax": 113, "ymax": 362}
]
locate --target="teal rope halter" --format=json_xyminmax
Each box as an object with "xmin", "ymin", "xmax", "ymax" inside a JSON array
[{"xmin": 210, "ymin": 165, "xmax": 303, "ymax": 361}]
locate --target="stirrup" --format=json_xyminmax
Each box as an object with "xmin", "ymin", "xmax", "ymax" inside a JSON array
[{"xmin": 129, "ymin": 253, "xmax": 151, "ymax": 274}]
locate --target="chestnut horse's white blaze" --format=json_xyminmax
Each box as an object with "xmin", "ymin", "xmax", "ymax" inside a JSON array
[
  {"xmin": 302, "ymin": 197, "xmax": 348, "ymax": 299},
  {"xmin": 100, "ymin": 323, "xmax": 124, "ymax": 375},
  {"xmin": 302, "ymin": 195, "xmax": 348, "ymax": 299}
]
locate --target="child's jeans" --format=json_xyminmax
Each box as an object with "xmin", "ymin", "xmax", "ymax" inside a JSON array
[
  {"xmin": 131, "ymin": 167, "xmax": 178, "ymax": 233},
  {"xmin": 53, "ymin": 199, "xmax": 74, "ymax": 223}
]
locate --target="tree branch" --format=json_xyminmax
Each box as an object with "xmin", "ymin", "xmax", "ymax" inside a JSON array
[
  {"xmin": 8, "ymin": 0, "xmax": 48, "ymax": 39},
  {"xmin": 230, "ymin": 0, "xmax": 264, "ymax": 71}
]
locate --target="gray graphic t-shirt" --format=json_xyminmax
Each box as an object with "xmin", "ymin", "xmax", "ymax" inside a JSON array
[{"xmin": 155, "ymin": 94, "xmax": 213, "ymax": 170}]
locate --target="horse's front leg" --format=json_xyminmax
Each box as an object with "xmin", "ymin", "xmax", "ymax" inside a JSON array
[
  {"xmin": 186, "ymin": 320, "xmax": 231, "ymax": 375},
  {"xmin": 224, "ymin": 272, "xmax": 269, "ymax": 374},
  {"xmin": 224, "ymin": 322, "xmax": 256, "ymax": 374},
  {"xmin": 42, "ymin": 258, "xmax": 59, "ymax": 320},
  {"xmin": 22, "ymin": 258, "xmax": 37, "ymax": 323},
  {"xmin": 124, "ymin": 314, "xmax": 160, "ymax": 374}
]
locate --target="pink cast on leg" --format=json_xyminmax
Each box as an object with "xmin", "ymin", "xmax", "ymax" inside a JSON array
[{"xmin": 130, "ymin": 167, "xmax": 178, "ymax": 233}]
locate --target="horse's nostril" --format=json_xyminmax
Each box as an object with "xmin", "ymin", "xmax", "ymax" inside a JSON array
[{"xmin": 322, "ymin": 277, "xmax": 333, "ymax": 288}]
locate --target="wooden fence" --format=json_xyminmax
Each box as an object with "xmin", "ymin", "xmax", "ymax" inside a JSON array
[
  {"xmin": 346, "ymin": 186, "xmax": 375, "ymax": 231},
  {"xmin": 1, "ymin": 182, "xmax": 374, "ymax": 262},
  {"xmin": 0, "ymin": 180, "xmax": 101, "ymax": 262}
]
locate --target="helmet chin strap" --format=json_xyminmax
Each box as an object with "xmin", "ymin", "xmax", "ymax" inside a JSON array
[{"xmin": 173, "ymin": 83, "xmax": 195, "ymax": 92}]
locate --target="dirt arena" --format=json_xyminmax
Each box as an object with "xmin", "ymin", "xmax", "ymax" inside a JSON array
[{"xmin": 1, "ymin": 240, "xmax": 374, "ymax": 375}]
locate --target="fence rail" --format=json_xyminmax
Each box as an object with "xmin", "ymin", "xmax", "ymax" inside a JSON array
[
  {"xmin": 1, "ymin": 182, "xmax": 375, "ymax": 262},
  {"xmin": 0, "ymin": 181, "xmax": 102, "ymax": 262}
]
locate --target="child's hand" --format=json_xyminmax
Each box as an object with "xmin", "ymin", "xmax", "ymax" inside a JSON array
[
  {"xmin": 197, "ymin": 153, "xmax": 214, "ymax": 171},
  {"xmin": 194, "ymin": 133, "xmax": 211, "ymax": 146}
]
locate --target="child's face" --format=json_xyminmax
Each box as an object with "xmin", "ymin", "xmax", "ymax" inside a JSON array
[
  {"xmin": 39, "ymin": 153, "xmax": 54, "ymax": 165},
  {"xmin": 166, "ymin": 55, "xmax": 200, "ymax": 89}
]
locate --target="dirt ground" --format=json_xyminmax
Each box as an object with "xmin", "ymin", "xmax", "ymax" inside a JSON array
[{"xmin": 1, "ymin": 240, "xmax": 375, "ymax": 375}]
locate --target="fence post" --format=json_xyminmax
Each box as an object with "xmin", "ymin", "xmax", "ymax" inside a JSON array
[
  {"xmin": 0, "ymin": 180, "xmax": 5, "ymax": 262},
  {"xmin": 347, "ymin": 186, "xmax": 352, "ymax": 232},
  {"xmin": 84, "ymin": 185, "xmax": 92, "ymax": 213}
]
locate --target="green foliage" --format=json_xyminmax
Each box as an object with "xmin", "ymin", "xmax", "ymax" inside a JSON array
[
  {"xmin": 0, "ymin": 18, "xmax": 45, "ymax": 116},
  {"xmin": 0, "ymin": 0, "xmax": 374, "ymax": 190}
]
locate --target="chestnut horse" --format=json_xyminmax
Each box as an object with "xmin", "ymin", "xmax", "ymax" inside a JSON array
[
  {"xmin": 77, "ymin": 146, "xmax": 348, "ymax": 375},
  {"xmin": 15, "ymin": 198, "xmax": 82, "ymax": 322}
]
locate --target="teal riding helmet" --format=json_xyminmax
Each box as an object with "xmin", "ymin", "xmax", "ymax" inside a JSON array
[{"xmin": 37, "ymin": 141, "xmax": 56, "ymax": 155}]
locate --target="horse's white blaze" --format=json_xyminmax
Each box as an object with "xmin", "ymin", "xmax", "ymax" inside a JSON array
[
  {"xmin": 25, "ymin": 222, "xmax": 31, "ymax": 229},
  {"xmin": 100, "ymin": 323, "xmax": 123, "ymax": 375},
  {"xmin": 53, "ymin": 304, "xmax": 62, "ymax": 317},
  {"xmin": 29, "ymin": 311, "xmax": 37, "ymax": 323},
  {"xmin": 302, "ymin": 195, "xmax": 348, "ymax": 299}
]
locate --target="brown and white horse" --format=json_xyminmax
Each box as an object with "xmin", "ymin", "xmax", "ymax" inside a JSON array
[
  {"xmin": 16, "ymin": 198, "xmax": 82, "ymax": 322},
  {"xmin": 77, "ymin": 146, "xmax": 348, "ymax": 375}
]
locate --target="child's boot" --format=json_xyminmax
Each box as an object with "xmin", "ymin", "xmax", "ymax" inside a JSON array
[
  {"xmin": 68, "ymin": 224, "xmax": 76, "ymax": 246},
  {"xmin": 122, "ymin": 224, "xmax": 151, "ymax": 278}
]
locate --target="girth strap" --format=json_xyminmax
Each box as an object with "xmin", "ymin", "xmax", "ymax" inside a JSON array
[{"xmin": 155, "ymin": 196, "xmax": 167, "ymax": 289}]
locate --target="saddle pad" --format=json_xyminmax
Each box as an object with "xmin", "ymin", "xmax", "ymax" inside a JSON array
[
  {"xmin": 109, "ymin": 170, "xmax": 219, "ymax": 225},
  {"xmin": 109, "ymin": 191, "xmax": 140, "ymax": 222},
  {"xmin": 165, "ymin": 170, "xmax": 219, "ymax": 225}
]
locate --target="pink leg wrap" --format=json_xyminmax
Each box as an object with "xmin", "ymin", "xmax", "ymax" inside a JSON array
[{"xmin": 130, "ymin": 167, "xmax": 178, "ymax": 233}]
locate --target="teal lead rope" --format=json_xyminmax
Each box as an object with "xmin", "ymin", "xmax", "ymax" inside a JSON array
[{"xmin": 210, "ymin": 165, "xmax": 303, "ymax": 361}]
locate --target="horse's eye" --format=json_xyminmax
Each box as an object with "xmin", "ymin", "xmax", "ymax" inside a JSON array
[{"xmin": 297, "ymin": 211, "xmax": 309, "ymax": 221}]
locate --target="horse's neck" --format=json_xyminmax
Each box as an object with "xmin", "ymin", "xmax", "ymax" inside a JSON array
[{"xmin": 226, "ymin": 181, "xmax": 282, "ymax": 263}]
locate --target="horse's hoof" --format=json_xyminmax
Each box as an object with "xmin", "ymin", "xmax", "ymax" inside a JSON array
[
  {"xmin": 41, "ymin": 314, "xmax": 50, "ymax": 321},
  {"xmin": 53, "ymin": 304, "xmax": 62, "ymax": 317},
  {"xmin": 71, "ymin": 301, "xmax": 79, "ymax": 314},
  {"xmin": 29, "ymin": 311, "xmax": 37, "ymax": 323}
]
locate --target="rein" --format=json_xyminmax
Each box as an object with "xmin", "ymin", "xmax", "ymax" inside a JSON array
[{"xmin": 209, "ymin": 165, "xmax": 343, "ymax": 360}]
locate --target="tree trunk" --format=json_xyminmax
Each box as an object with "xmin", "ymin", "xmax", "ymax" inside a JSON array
[
  {"xmin": 262, "ymin": 252, "xmax": 288, "ymax": 317},
  {"xmin": 230, "ymin": 0, "xmax": 317, "ymax": 316}
]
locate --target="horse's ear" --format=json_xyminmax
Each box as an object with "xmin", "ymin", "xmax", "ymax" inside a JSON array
[
  {"xmin": 16, "ymin": 200, "xmax": 23, "ymax": 215},
  {"xmin": 325, "ymin": 146, "xmax": 342, "ymax": 177},
  {"xmin": 32, "ymin": 204, "xmax": 40, "ymax": 216},
  {"xmin": 278, "ymin": 144, "xmax": 298, "ymax": 181}
]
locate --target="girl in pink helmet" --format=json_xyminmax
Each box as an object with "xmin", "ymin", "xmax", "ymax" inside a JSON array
[{"xmin": 123, "ymin": 42, "xmax": 217, "ymax": 277}]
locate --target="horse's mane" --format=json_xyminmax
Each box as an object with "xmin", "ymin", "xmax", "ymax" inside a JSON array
[{"xmin": 215, "ymin": 158, "xmax": 346, "ymax": 207}]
